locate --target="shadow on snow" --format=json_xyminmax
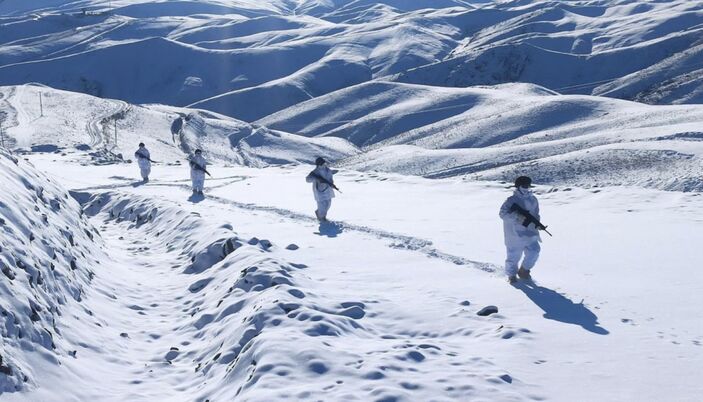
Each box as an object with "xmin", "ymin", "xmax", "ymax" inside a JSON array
[
  {"xmin": 515, "ymin": 281, "xmax": 609, "ymax": 335},
  {"xmin": 316, "ymin": 221, "xmax": 343, "ymax": 238}
]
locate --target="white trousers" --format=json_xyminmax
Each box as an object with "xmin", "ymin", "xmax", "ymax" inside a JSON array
[
  {"xmin": 505, "ymin": 236, "xmax": 540, "ymax": 276},
  {"xmin": 316, "ymin": 199, "xmax": 332, "ymax": 220},
  {"xmin": 191, "ymin": 172, "xmax": 205, "ymax": 192},
  {"xmin": 140, "ymin": 165, "xmax": 151, "ymax": 180}
]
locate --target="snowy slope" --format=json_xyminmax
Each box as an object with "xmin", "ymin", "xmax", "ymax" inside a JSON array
[
  {"xmin": 0, "ymin": 0, "xmax": 288, "ymax": 17},
  {"xmin": 258, "ymin": 80, "xmax": 703, "ymax": 190},
  {"xmin": 394, "ymin": 0, "xmax": 703, "ymax": 104},
  {"xmin": 5, "ymin": 81, "xmax": 702, "ymax": 191},
  {"xmin": 0, "ymin": 149, "xmax": 104, "ymax": 392},
  {"xmin": 0, "ymin": 151, "xmax": 699, "ymax": 401},
  {"xmin": 0, "ymin": 84, "xmax": 358, "ymax": 167}
]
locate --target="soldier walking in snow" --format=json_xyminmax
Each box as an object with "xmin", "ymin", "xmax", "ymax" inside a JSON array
[
  {"xmin": 134, "ymin": 142, "xmax": 152, "ymax": 182},
  {"xmin": 188, "ymin": 149, "xmax": 209, "ymax": 195},
  {"xmin": 499, "ymin": 176, "xmax": 548, "ymax": 284},
  {"xmin": 306, "ymin": 157, "xmax": 339, "ymax": 222}
]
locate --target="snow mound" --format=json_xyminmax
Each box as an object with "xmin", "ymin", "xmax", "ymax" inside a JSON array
[
  {"xmin": 257, "ymin": 81, "xmax": 494, "ymax": 147},
  {"xmin": 0, "ymin": 149, "xmax": 104, "ymax": 392}
]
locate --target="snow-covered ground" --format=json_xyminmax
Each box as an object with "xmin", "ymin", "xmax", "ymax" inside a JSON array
[
  {"xmin": 1, "ymin": 149, "xmax": 701, "ymax": 401},
  {"xmin": 1, "ymin": 86, "xmax": 702, "ymax": 400}
]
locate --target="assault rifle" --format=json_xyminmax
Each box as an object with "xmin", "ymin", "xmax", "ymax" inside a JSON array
[
  {"xmin": 135, "ymin": 152, "xmax": 156, "ymax": 163},
  {"xmin": 190, "ymin": 161, "xmax": 212, "ymax": 177},
  {"xmin": 310, "ymin": 172, "xmax": 341, "ymax": 193},
  {"xmin": 510, "ymin": 204, "xmax": 552, "ymax": 237}
]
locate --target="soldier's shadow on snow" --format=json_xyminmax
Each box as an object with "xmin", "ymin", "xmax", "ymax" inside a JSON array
[
  {"xmin": 515, "ymin": 282, "xmax": 609, "ymax": 335},
  {"xmin": 315, "ymin": 221, "xmax": 344, "ymax": 238},
  {"xmin": 131, "ymin": 180, "xmax": 146, "ymax": 187},
  {"xmin": 188, "ymin": 193, "xmax": 205, "ymax": 204}
]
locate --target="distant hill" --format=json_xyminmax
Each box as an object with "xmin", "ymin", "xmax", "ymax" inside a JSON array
[
  {"xmin": 260, "ymin": 80, "xmax": 703, "ymax": 191},
  {"xmin": 1, "ymin": 0, "xmax": 701, "ymax": 124}
]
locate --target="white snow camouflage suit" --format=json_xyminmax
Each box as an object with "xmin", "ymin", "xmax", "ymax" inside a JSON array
[
  {"xmin": 189, "ymin": 154, "xmax": 207, "ymax": 193},
  {"xmin": 306, "ymin": 165, "xmax": 337, "ymax": 221},
  {"xmin": 499, "ymin": 188, "xmax": 542, "ymax": 277},
  {"xmin": 134, "ymin": 147, "xmax": 151, "ymax": 181}
]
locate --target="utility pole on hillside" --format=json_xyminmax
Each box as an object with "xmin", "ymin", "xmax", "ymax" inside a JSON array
[
  {"xmin": 0, "ymin": 114, "xmax": 5, "ymax": 149},
  {"xmin": 39, "ymin": 92, "xmax": 43, "ymax": 117}
]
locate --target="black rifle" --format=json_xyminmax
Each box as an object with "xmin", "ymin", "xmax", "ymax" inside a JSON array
[
  {"xmin": 510, "ymin": 204, "xmax": 552, "ymax": 237},
  {"xmin": 310, "ymin": 172, "xmax": 341, "ymax": 193},
  {"xmin": 135, "ymin": 152, "xmax": 156, "ymax": 163},
  {"xmin": 190, "ymin": 161, "xmax": 211, "ymax": 177}
]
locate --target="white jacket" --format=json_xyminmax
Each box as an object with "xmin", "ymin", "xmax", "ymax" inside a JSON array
[
  {"xmin": 189, "ymin": 154, "xmax": 207, "ymax": 177},
  {"xmin": 306, "ymin": 166, "xmax": 337, "ymax": 202},
  {"xmin": 499, "ymin": 188, "xmax": 541, "ymax": 244},
  {"xmin": 134, "ymin": 148, "xmax": 151, "ymax": 170}
]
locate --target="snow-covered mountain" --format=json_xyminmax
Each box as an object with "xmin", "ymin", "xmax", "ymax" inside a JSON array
[
  {"xmin": 1, "ymin": 2, "xmax": 703, "ymax": 401},
  {"xmin": 2, "ymin": 0, "xmax": 702, "ymax": 189},
  {"xmin": 1, "ymin": 0, "xmax": 702, "ymax": 122},
  {"xmin": 394, "ymin": 0, "xmax": 703, "ymax": 105},
  {"xmin": 260, "ymin": 80, "xmax": 703, "ymax": 190}
]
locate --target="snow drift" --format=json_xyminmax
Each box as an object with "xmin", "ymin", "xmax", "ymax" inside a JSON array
[{"xmin": 0, "ymin": 149, "xmax": 104, "ymax": 392}]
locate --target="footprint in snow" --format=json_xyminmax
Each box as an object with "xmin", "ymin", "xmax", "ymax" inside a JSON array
[
  {"xmin": 308, "ymin": 361, "xmax": 329, "ymax": 375},
  {"xmin": 287, "ymin": 288, "xmax": 305, "ymax": 299},
  {"xmin": 165, "ymin": 347, "xmax": 180, "ymax": 361},
  {"xmin": 337, "ymin": 302, "xmax": 366, "ymax": 319},
  {"xmin": 405, "ymin": 351, "xmax": 425, "ymax": 362}
]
